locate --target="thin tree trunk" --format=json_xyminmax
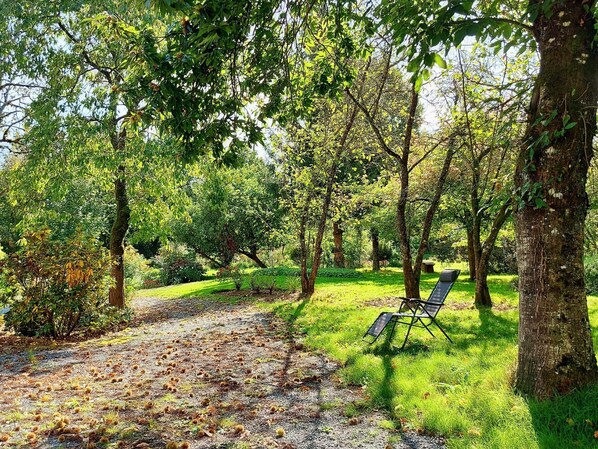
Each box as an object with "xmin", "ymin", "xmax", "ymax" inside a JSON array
[
  {"xmin": 109, "ymin": 165, "xmax": 130, "ymax": 309},
  {"xmin": 466, "ymin": 226, "xmax": 476, "ymax": 280},
  {"xmin": 299, "ymin": 194, "xmax": 312, "ymax": 295},
  {"xmin": 348, "ymin": 82, "xmax": 454, "ymax": 298},
  {"xmin": 515, "ymin": 1, "xmax": 598, "ymax": 398},
  {"xmin": 474, "ymin": 203, "xmax": 511, "ymax": 307},
  {"xmin": 306, "ymin": 134, "xmax": 351, "ymax": 292},
  {"xmin": 397, "ymin": 86, "xmax": 420, "ymax": 298},
  {"xmin": 371, "ymin": 228, "xmax": 380, "ymax": 271},
  {"xmin": 332, "ymin": 221, "xmax": 345, "ymax": 268},
  {"xmin": 299, "ymin": 62, "xmax": 369, "ymax": 295}
]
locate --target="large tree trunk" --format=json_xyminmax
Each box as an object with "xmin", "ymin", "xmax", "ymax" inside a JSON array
[
  {"xmin": 332, "ymin": 221, "xmax": 345, "ymax": 268},
  {"xmin": 515, "ymin": 1, "xmax": 598, "ymax": 398},
  {"xmin": 371, "ymin": 228, "xmax": 380, "ymax": 271},
  {"xmin": 109, "ymin": 165, "xmax": 130, "ymax": 309}
]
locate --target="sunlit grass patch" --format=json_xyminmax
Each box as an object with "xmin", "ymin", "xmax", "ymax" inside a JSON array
[{"xmin": 139, "ymin": 269, "xmax": 598, "ymax": 449}]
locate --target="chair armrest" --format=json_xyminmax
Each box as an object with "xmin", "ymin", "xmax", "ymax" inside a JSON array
[{"xmin": 398, "ymin": 297, "xmax": 424, "ymax": 313}]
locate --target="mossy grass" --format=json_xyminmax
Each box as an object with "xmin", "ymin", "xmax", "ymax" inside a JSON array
[{"xmin": 138, "ymin": 267, "xmax": 598, "ymax": 449}]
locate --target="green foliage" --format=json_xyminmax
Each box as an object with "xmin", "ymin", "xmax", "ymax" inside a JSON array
[
  {"xmin": 249, "ymin": 273, "xmax": 276, "ymax": 294},
  {"xmin": 127, "ymin": 0, "xmax": 287, "ymax": 159},
  {"xmin": 78, "ymin": 302, "xmax": 133, "ymax": 334},
  {"xmin": 585, "ymin": 256, "xmax": 598, "ymax": 295},
  {"xmin": 488, "ymin": 235, "xmax": 518, "ymax": 274},
  {"xmin": 215, "ymin": 265, "xmax": 244, "ymax": 291},
  {"xmin": 0, "ymin": 230, "xmax": 112, "ymax": 338},
  {"xmin": 124, "ymin": 246, "xmax": 160, "ymax": 292},
  {"xmin": 173, "ymin": 154, "xmax": 283, "ymax": 268},
  {"xmin": 376, "ymin": 0, "xmax": 533, "ymax": 86},
  {"xmin": 376, "ymin": 242, "xmax": 394, "ymax": 263},
  {"xmin": 153, "ymin": 244, "xmax": 206, "ymax": 286}
]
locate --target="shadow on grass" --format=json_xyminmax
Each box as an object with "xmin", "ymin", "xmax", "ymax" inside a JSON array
[
  {"xmin": 528, "ymin": 385, "xmax": 598, "ymax": 449},
  {"xmin": 449, "ymin": 307, "xmax": 518, "ymax": 346}
]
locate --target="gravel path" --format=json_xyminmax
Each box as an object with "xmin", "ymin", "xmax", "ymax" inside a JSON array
[{"xmin": 0, "ymin": 296, "xmax": 445, "ymax": 449}]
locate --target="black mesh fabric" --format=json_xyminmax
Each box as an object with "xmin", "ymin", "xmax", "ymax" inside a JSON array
[
  {"xmin": 365, "ymin": 312, "xmax": 394, "ymax": 337},
  {"xmin": 422, "ymin": 269, "xmax": 460, "ymax": 317}
]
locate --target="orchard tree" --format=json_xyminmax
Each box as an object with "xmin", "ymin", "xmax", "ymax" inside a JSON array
[
  {"xmin": 174, "ymin": 153, "xmax": 284, "ymax": 268},
  {"xmin": 274, "ymin": 94, "xmax": 362, "ymax": 294},
  {"xmin": 346, "ymin": 47, "xmax": 457, "ymax": 299},
  {"xmin": 444, "ymin": 46, "xmax": 530, "ymax": 306},
  {"xmin": 2, "ymin": 2, "xmax": 188, "ymax": 308}
]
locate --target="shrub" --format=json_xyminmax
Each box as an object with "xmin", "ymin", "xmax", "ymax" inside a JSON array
[
  {"xmin": 585, "ymin": 257, "xmax": 598, "ymax": 295},
  {"xmin": 153, "ymin": 244, "xmax": 206, "ymax": 285},
  {"xmin": 0, "ymin": 230, "xmax": 112, "ymax": 338},
  {"xmin": 124, "ymin": 246, "xmax": 160, "ymax": 292},
  {"xmin": 250, "ymin": 273, "xmax": 276, "ymax": 294},
  {"xmin": 375, "ymin": 242, "xmax": 394, "ymax": 263},
  {"xmin": 216, "ymin": 265, "xmax": 243, "ymax": 290}
]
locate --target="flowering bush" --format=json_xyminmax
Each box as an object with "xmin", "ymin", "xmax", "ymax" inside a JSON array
[{"xmin": 0, "ymin": 230, "xmax": 112, "ymax": 338}]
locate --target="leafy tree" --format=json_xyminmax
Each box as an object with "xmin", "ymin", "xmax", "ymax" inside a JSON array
[
  {"xmin": 2, "ymin": 2, "xmax": 188, "ymax": 308},
  {"xmin": 442, "ymin": 46, "xmax": 529, "ymax": 306},
  {"xmin": 346, "ymin": 46, "xmax": 457, "ymax": 299},
  {"xmin": 273, "ymin": 95, "xmax": 361, "ymax": 294},
  {"xmin": 174, "ymin": 153, "xmax": 284, "ymax": 268}
]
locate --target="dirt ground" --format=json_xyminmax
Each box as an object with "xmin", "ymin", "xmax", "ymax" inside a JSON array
[{"xmin": 0, "ymin": 295, "xmax": 445, "ymax": 449}]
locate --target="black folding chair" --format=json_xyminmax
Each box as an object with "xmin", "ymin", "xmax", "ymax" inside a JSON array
[{"xmin": 363, "ymin": 269, "xmax": 460, "ymax": 349}]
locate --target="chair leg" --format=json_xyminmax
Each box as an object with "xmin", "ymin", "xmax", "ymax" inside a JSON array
[
  {"xmin": 432, "ymin": 319, "xmax": 453, "ymax": 343},
  {"xmin": 384, "ymin": 317, "xmax": 399, "ymax": 345},
  {"xmin": 421, "ymin": 320, "xmax": 436, "ymax": 339},
  {"xmin": 399, "ymin": 315, "xmax": 417, "ymax": 349}
]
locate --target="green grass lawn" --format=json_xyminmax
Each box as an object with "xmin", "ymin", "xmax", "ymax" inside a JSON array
[{"xmin": 138, "ymin": 268, "xmax": 598, "ymax": 449}]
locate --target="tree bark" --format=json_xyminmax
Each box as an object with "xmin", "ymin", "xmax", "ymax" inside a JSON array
[
  {"xmin": 239, "ymin": 249, "xmax": 267, "ymax": 268},
  {"xmin": 466, "ymin": 226, "xmax": 476, "ymax": 280},
  {"xmin": 109, "ymin": 165, "xmax": 130, "ymax": 309},
  {"xmin": 371, "ymin": 227, "xmax": 380, "ymax": 271},
  {"xmin": 332, "ymin": 221, "xmax": 345, "ymax": 268},
  {"xmin": 396, "ymin": 86, "xmax": 420, "ymax": 298},
  {"xmin": 474, "ymin": 202, "xmax": 511, "ymax": 307},
  {"xmin": 515, "ymin": 1, "xmax": 598, "ymax": 398}
]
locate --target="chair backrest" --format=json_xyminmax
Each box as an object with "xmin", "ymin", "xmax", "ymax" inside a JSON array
[{"xmin": 422, "ymin": 269, "xmax": 460, "ymax": 317}]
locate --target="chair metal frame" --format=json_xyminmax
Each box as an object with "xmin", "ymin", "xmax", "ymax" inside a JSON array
[{"xmin": 363, "ymin": 269, "xmax": 460, "ymax": 349}]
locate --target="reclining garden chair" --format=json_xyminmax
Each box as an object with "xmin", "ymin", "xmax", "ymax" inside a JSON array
[{"xmin": 363, "ymin": 269, "xmax": 460, "ymax": 349}]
